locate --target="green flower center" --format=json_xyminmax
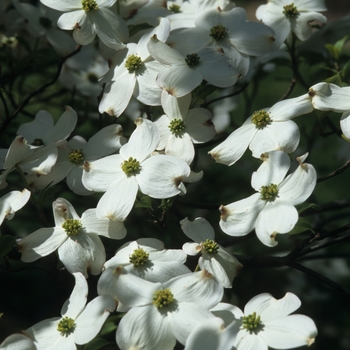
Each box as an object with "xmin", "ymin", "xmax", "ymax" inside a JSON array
[
  {"xmin": 68, "ymin": 149, "xmax": 85, "ymax": 165},
  {"xmin": 169, "ymin": 118, "xmax": 185, "ymax": 134},
  {"xmin": 125, "ymin": 54, "xmax": 143, "ymax": 72},
  {"xmin": 210, "ymin": 25, "xmax": 228, "ymax": 41},
  {"xmin": 121, "ymin": 157, "xmax": 141, "ymax": 176},
  {"xmin": 202, "ymin": 239, "xmax": 219, "ymax": 254},
  {"xmin": 62, "ymin": 219, "xmax": 82, "ymax": 236},
  {"xmin": 169, "ymin": 4, "xmax": 181, "ymax": 13},
  {"xmin": 129, "ymin": 248, "xmax": 149, "ymax": 267},
  {"xmin": 81, "ymin": 0, "xmax": 98, "ymax": 12},
  {"xmin": 242, "ymin": 312, "xmax": 261, "ymax": 333},
  {"xmin": 31, "ymin": 138, "xmax": 44, "ymax": 146},
  {"xmin": 153, "ymin": 289, "xmax": 174, "ymax": 309},
  {"xmin": 57, "ymin": 316, "xmax": 76, "ymax": 336},
  {"xmin": 283, "ymin": 3, "xmax": 299, "ymax": 18},
  {"xmin": 185, "ymin": 53, "xmax": 200, "ymax": 67},
  {"xmin": 39, "ymin": 17, "xmax": 52, "ymax": 29},
  {"xmin": 251, "ymin": 110, "xmax": 272, "ymax": 129},
  {"xmin": 260, "ymin": 183, "xmax": 279, "ymax": 202}
]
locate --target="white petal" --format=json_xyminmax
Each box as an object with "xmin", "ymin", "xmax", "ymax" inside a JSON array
[
  {"xmin": 168, "ymin": 302, "xmax": 215, "ymax": 345},
  {"xmin": 180, "ymin": 217, "xmax": 215, "ymax": 242},
  {"xmin": 46, "ymin": 106, "xmax": 77, "ymax": 142},
  {"xmin": 18, "ymin": 228, "xmax": 67, "ymax": 262},
  {"xmin": 121, "ymin": 118, "xmax": 160, "ymax": 162},
  {"xmin": 82, "ymin": 154, "xmax": 123, "ymax": 192},
  {"xmin": 209, "ymin": 124, "xmax": 255, "ymax": 165},
  {"xmin": 310, "ymin": 83, "xmax": 350, "ymax": 112},
  {"xmin": 293, "ymin": 12, "xmax": 327, "ymax": 41},
  {"xmin": 185, "ymin": 108, "xmax": 216, "ymax": 143},
  {"xmin": 137, "ymin": 155, "xmax": 190, "ymax": 198},
  {"xmin": 251, "ymin": 151, "xmax": 291, "ymax": 191},
  {"xmin": 340, "ymin": 111, "xmax": 350, "ymax": 139},
  {"xmin": 279, "ymin": 161, "xmax": 317, "ymax": 206},
  {"xmin": 74, "ymin": 295, "xmax": 116, "ymax": 344},
  {"xmin": 84, "ymin": 124, "xmax": 125, "ymax": 159},
  {"xmin": 58, "ymin": 233, "xmax": 106, "ymax": 277},
  {"xmin": 219, "ymin": 193, "xmax": 264, "ymax": 236},
  {"xmin": 99, "ymin": 74, "xmax": 135, "ymax": 117},
  {"xmin": 90, "ymin": 8, "xmax": 127, "ymax": 50},
  {"xmin": 96, "ymin": 176, "xmax": 138, "ymax": 221},
  {"xmin": 116, "ymin": 305, "xmax": 175, "ymax": 350},
  {"xmin": 53, "ymin": 198, "xmax": 80, "ymax": 226},
  {"xmin": 262, "ymin": 314, "xmax": 317, "ymax": 349},
  {"xmin": 57, "ymin": 10, "xmax": 85, "ymax": 30},
  {"xmin": 0, "ymin": 334, "xmax": 35, "ymax": 350},
  {"xmin": 235, "ymin": 330, "xmax": 267, "ymax": 350},
  {"xmin": 112, "ymin": 268, "xmax": 160, "ymax": 307},
  {"xmin": 166, "ymin": 133, "xmax": 194, "ymax": 165},
  {"xmin": 40, "ymin": 0, "xmax": 81, "ymax": 11},
  {"xmin": 182, "ymin": 242, "xmax": 201, "ymax": 256},
  {"xmin": 61, "ymin": 272, "xmax": 88, "ymax": 319},
  {"xmin": 81, "ymin": 209, "xmax": 126, "ymax": 239},
  {"xmin": 249, "ymin": 120, "xmax": 300, "ymax": 157}
]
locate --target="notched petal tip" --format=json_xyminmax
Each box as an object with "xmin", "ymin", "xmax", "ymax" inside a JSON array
[
  {"xmin": 219, "ymin": 205, "xmax": 228, "ymax": 220},
  {"xmin": 83, "ymin": 160, "xmax": 90, "ymax": 171},
  {"xmin": 134, "ymin": 117, "xmax": 144, "ymax": 126}
]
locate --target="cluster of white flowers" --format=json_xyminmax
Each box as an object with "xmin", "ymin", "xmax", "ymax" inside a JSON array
[{"xmin": 3, "ymin": 0, "xmax": 349, "ymax": 349}]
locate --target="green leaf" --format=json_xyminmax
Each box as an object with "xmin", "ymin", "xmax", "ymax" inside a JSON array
[
  {"xmin": 288, "ymin": 217, "xmax": 314, "ymax": 235},
  {"xmin": 334, "ymin": 35, "xmax": 349, "ymax": 54},
  {"xmin": 84, "ymin": 337, "xmax": 111, "ymax": 350},
  {"xmin": 325, "ymin": 43, "xmax": 339, "ymax": 61},
  {"xmin": 325, "ymin": 72, "xmax": 342, "ymax": 85},
  {"xmin": 298, "ymin": 203, "xmax": 322, "ymax": 214},
  {"xmin": 128, "ymin": 23, "xmax": 153, "ymax": 37},
  {"xmin": 99, "ymin": 315, "xmax": 121, "ymax": 336},
  {"xmin": 0, "ymin": 235, "xmax": 16, "ymax": 259},
  {"xmin": 135, "ymin": 195, "xmax": 153, "ymax": 211},
  {"xmin": 340, "ymin": 60, "xmax": 350, "ymax": 83}
]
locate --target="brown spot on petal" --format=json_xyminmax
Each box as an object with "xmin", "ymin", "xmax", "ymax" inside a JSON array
[
  {"xmin": 83, "ymin": 161, "xmax": 90, "ymax": 171},
  {"xmin": 308, "ymin": 89, "xmax": 316, "ymax": 98},
  {"xmin": 201, "ymin": 269, "xmax": 214, "ymax": 279},
  {"xmin": 74, "ymin": 23, "xmax": 81, "ymax": 30},
  {"xmin": 106, "ymin": 108, "xmax": 115, "ymax": 116},
  {"xmin": 204, "ymin": 120, "xmax": 214, "ymax": 127},
  {"xmin": 165, "ymin": 87, "xmax": 176, "ymax": 96},
  {"xmin": 216, "ymin": 46, "xmax": 224, "ymax": 54},
  {"xmin": 219, "ymin": 205, "xmax": 228, "ymax": 220},
  {"xmin": 209, "ymin": 151, "xmax": 219, "ymax": 161},
  {"xmin": 268, "ymin": 35, "xmax": 275, "ymax": 43}
]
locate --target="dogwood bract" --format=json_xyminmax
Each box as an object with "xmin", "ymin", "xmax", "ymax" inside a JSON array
[
  {"xmin": 256, "ymin": 0, "xmax": 327, "ymax": 47},
  {"xmin": 40, "ymin": 0, "xmax": 128, "ymax": 50},
  {"xmin": 219, "ymin": 151, "xmax": 317, "ymax": 246},
  {"xmin": 24, "ymin": 272, "xmax": 116, "ymax": 350},
  {"xmin": 181, "ymin": 217, "xmax": 242, "ymax": 288},
  {"xmin": 18, "ymin": 198, "xmax": 126, "ymax": 277},
  {"xmin": 209, "ymin": 94, "xmax": 313, "ymax": 165},
  {"xmin": 211, "ymin": 293, "xmax": 317, "ymax": 350},
  {"xmin": 82, "ymin": 117, "xmax": 191, "ymax": 221},
  {"xmin": 114, "ymin": 268, "xmax": 224, "ymax": 349}
]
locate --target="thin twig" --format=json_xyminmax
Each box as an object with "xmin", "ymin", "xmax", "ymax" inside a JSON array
[{"xmin": 317, "ymin": 160, "xmax": 350, "ymax": 183}]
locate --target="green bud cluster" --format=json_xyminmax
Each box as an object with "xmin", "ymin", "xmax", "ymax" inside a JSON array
[
  {"xmin": 260, "ymin": 183, "xmax": 279, "ymax": 202},
  {"xmin": 153, "ymin": 289, "xmax": 174, "ymax": 309},
  {"xmin": 203, "ymin": 239, "xmax": 219, "ymax": 254},
  {"xmin": 121, "ymin": 157, "xmax": 141, "ymax": 176},
  {"xmin": 251, "ymin": 110, "xmax": 272, "ymax": 129},
  {"xmin": 57, "ymin": 316, "xmax": 76, "ymax": 336},
  {"xmin": 31, "ymin": 138, "xmax": 44, "ymax": 146},
  {"xmin": 169, "ymin": 118, "xmax": 186, "ymax": 134},
  {"xmin": 210, "ymin": 25, "xmax": 228, "ymax": 41},
  {"xmin": 62, "ymin": 219, "xmax": 82, "ymax": 236},
  {"xmin": 169, "ymin": 4, "xmax": 181, "ymax": 13},
  {"xmin": 242, "ymin": 312, "xmax": 261, "ymax": 332},
  {"xmin": 125, "ymin": 54, "xmax": 143, "ymax": 72},
  {"xmin": 185, "ymin": 53, "xmax": 200, "ymax": 67},
  {"xmin": 283, "ymin": 3, "xmax": 299, "ymax": 18},
  {"xmin": 129, "ymin": 248, "xmax": 149, "ymax": 266},
  {"xmin": 68, "ymin": 149, "xmax": 85, "ymax": 165},
  {"xmin": 82, "ymin": 0, "xmax": 98, "ymax": 12}
]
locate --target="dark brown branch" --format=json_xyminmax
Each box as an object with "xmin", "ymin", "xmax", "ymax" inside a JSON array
[{"xmin": 317, "ymin": 160, "xmax": 350, "ymax": 183}]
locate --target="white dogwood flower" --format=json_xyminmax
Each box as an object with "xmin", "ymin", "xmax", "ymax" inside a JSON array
[
  {"xmin": 0, "ymin": 189, "xmax": 31, "ymax": 226},
  {"xmin": 82, "ymin": 118, "xmax": 191, "ymax": 221},
  {"xmin": 155, "ymin": 91, "xmax": 215, "ymax": 164},
  {"xmin": 114, "ymin": 268, "xmax": 224, "ymax": 349},
  {"xmin": 256, "ymin": 0, "xmax": 327, "ymax": 47},
  {"xmin": 211, "ymin": 293, "xmax": 317, "ymax": 350},
  {"xmin": 181, "ymin": 217, "xmax": 242, "ymax": 288},
  {"xmin": 24, "ymin": 272, "xmax": 116, "ymax": 350},
  {"xmin": 220, "ymin": 151, "xmax": 317, "ymax": 247},
  {"xmin": 40, "ymin": 0, "xmax": 128, "ymax": 50},
  {"xmin": 209, "ymin": 94, "xmax": 313, "ymax": 165},
  {"xmin": 18, "ymin": 198, "xmax": 126, "ymax": 277}
]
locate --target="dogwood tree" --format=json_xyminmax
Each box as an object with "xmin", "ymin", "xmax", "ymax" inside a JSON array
[{"xmin": 1, "ymin": 0, "xmax": 350, "ymax": 349}]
